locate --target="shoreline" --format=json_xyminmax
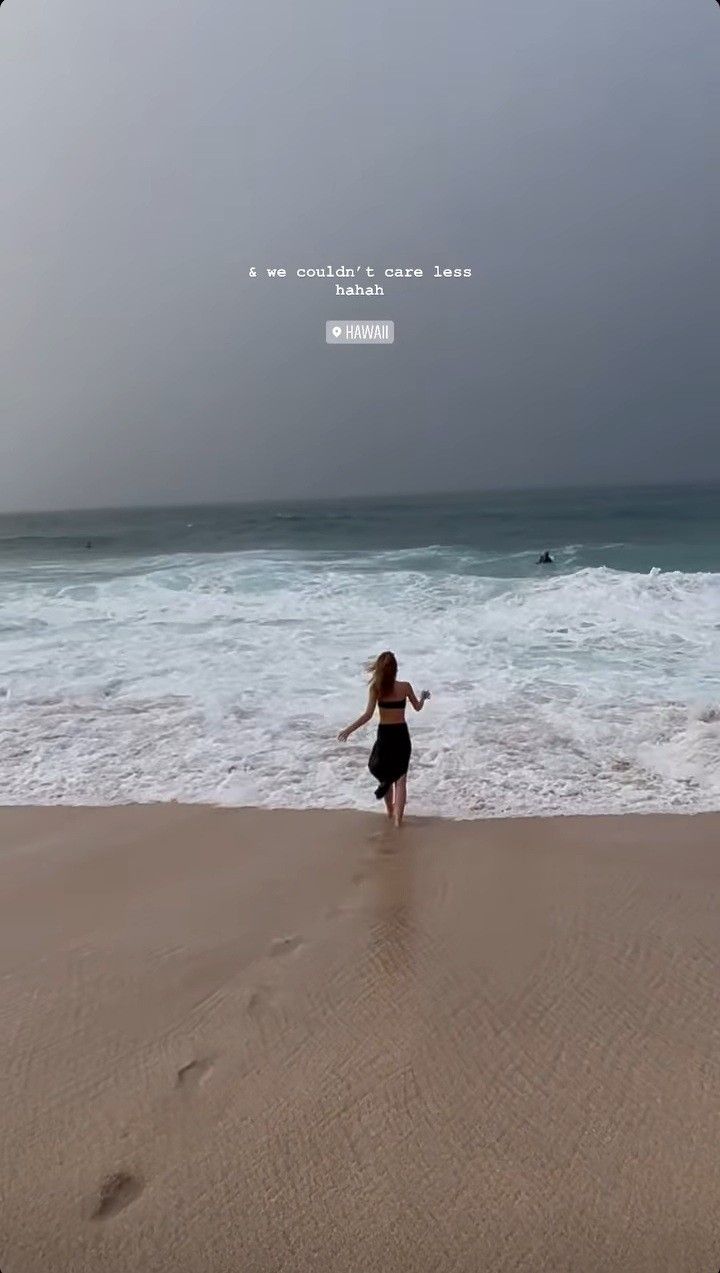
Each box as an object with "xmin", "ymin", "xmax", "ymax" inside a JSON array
[
  {"xmin": 2, "ymin": 800, "xmax": 719, "ymax": 820},
  {"xmin": 2, "ymin": 805, "xmax": 719, "ymax": 1271}
]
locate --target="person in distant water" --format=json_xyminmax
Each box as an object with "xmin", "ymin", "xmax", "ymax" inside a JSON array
[
  {"xmin": 537, "ymin": 550, "xmax": 553, "ymax": 564},
  {"xmin": 85, "ymin": 540, "xmax": 92, "ymax": 549},
  {"xmin": 338, "ymin": 650, "xmax": 430, "ymax": 828}
]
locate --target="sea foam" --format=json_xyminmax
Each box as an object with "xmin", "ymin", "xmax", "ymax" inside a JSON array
[{"xmin": 0, "ymin": 552, "xmax": 718, "ymax": 815}]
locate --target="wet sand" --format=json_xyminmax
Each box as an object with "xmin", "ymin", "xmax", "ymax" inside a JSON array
[{"xmin": 1, "ymin": 805, "xmax": 719, "ymax": 1272}]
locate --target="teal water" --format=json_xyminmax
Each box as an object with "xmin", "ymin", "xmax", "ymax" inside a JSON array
[
  {"xmin": 0, "ymin": 484, "xmax": 718, "ymax": 816},
  {"xmin": 1, "ymin": 484, "xmax": 719, "ymax": 573}
]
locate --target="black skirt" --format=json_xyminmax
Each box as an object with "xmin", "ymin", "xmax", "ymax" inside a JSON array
[{"xmin": 368, "ymin": 723, "xmax": 412, "ymax": 799}]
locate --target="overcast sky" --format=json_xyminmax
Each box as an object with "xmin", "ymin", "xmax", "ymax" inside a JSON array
[{"xmin": 1, "ymin": 0, "xmax": 718, "ymax": 511}]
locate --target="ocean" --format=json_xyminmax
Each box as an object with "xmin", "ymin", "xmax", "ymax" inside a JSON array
[{"xmin": 0, "ymin": 484, "xmax": 718, "ymax": 817}]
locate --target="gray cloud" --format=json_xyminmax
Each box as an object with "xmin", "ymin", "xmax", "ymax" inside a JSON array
[{"xmin": 1, "ymin": 0, "xmax": 718, "ymax": 510}]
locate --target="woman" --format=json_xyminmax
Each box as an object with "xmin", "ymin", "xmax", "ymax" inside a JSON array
[{"xmin": 338, "ymin": 651, "xmax": 430, "ymax": 827}]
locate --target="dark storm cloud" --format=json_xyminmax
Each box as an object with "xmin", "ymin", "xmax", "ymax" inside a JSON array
[{"xmin": 1, "ymin": 0, "xmax": 718, "ymax": 510}]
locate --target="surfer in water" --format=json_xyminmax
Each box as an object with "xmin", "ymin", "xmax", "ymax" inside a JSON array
[
  {"xmin": 537, "ymin": 550, "xmax": 553, "ymax": 564},
  {"xmin": 338, "ymin": 651, "xmax": 430, "ymax": 828}
]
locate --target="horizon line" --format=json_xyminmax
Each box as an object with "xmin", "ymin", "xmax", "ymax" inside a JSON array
[{"xmin": 1, "ymin": 476, "xmax": 719, "ymax": 519}]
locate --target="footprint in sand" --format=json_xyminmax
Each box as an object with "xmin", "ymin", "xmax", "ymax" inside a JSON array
[
  {"xmin": 367, "ymin": 831, "xmax": 398, "ymax": 853},
  {"xmin": 176, "ymin": 1058, "xmax": 213, "ymax": 1091},
  {"xmin": 91, "ymin": 1172, "xmax": 144, "ymax": 1220},
  {"xmin": 269, "ymin": 935, "xmax": 303, "ymax": 958},
  {"xmin": 247, "ymin": 987, "xmax": 271, "ymax": 1017}
]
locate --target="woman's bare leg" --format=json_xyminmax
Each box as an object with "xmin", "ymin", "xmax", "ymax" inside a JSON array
[
  {"xmin": 384, "ymin": 786, "xmax": 395, "ymax": 820},
  {"xmin": 393, "ymin": 775, "xmax": 407, "ymax": 827}
]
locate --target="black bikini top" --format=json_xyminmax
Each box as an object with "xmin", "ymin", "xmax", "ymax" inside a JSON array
[{"xmin": 378, "ymin": 698, "xmax": 406, "ymax": 710}]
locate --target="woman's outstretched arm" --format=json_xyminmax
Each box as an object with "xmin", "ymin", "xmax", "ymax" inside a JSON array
[
  {"xmin": 338, "ymin": 690, "xmax": 376, "ymax": 742},
  {"xmin": 407, "ymin": 684, "xmax": 431, "ymax": 711}
]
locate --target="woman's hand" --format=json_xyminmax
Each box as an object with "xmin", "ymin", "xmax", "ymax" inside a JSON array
[
  {"xmin": 421, "ymin": 689, "xmax": 431, "ymax": 702},
  {"xmin": 337, "ymin": 727, "xmax": 352, "ymax": 743}
]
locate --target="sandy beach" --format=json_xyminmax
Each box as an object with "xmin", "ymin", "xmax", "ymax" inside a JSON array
[{"xmin": 1, "ymin": 805, "xmax": 719, "ymax": 1272}]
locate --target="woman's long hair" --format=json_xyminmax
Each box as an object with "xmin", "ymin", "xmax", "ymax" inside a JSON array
[{"xmin": 366, "ymin": 650, "xmax": 397, "ymax": 699}]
